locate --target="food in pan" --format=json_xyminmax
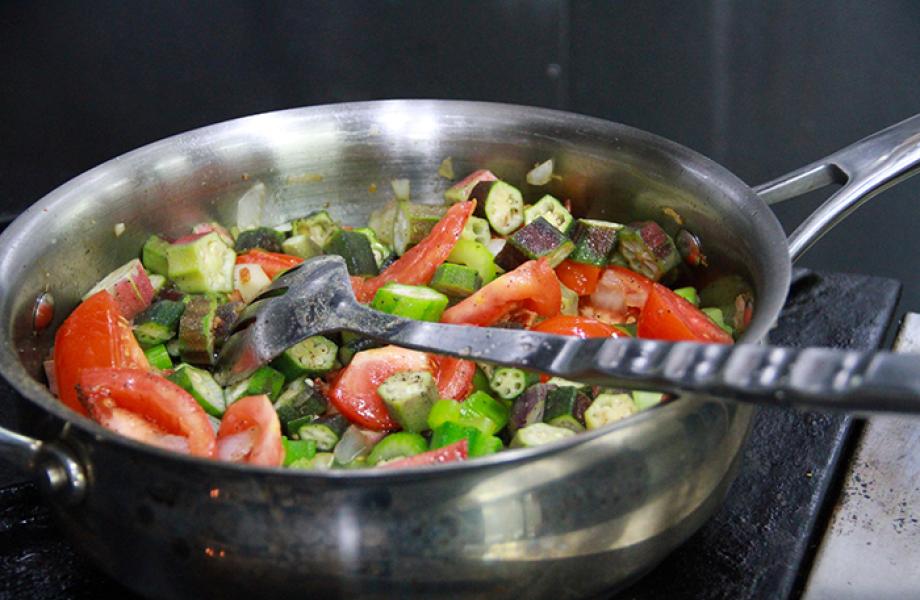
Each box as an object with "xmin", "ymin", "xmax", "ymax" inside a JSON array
[{"xmin": 47, "ymin": 167, "xmax": 754, "ymax": 469}]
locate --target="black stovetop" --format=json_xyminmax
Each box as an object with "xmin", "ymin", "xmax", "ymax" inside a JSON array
[{"xmin": 0, "ymin": 269, "xmax": 902, "ymax": 599}]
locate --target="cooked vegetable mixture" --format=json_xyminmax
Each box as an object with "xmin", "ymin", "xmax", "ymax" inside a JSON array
[{"xmin": 49, "ymin": 167, "xmax": 754, "ymax": 469}]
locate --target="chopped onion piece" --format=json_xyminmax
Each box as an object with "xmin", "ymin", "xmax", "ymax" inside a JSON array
[
  {"xmin": 438, "ymin": 157, "xmax": 455, "ymax": 179},
  {"xmin": 526, "ymin": 159, "xmax": 554, "ymax": 186},
  {"xmin": 114, "ymin": 222, "xmax": 126, "ymax": 237},
  {"xmin": 273, "ymin": 222, "xmax": 293, "ymax": 233},
  {"xmin": 486, "ymin": 237, "xmax": 506, "ymax": 257},
  {"xmin": 391, "ymin": 178, "xmax": 410, "ymax": 201},
  {"xmin": 237, "ymin": 182, "xmax": 266, "ymax": 230},
  {"xmin": 334, "ymin": 426, "xmax": 386, "ymax": 465},
  {"xmin": 233, "ymin": 263, "xmax": 272, "ymax": 303}
]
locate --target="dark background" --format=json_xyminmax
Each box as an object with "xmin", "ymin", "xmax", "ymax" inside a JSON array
[{"xmin": 2, "ymin": 0, "xmax": 919, "ymax": 311}]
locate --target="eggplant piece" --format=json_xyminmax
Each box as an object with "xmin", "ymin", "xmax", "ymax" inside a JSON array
[
  {"xmin": 676, "ymin": 229, "xmax": 706, "ymax": 267},
  {"xmin": 508, "ymin": 383, "xmax": 555, "ymax": 436},
  {"xmin": 469, "ymin": 180, "xmax": 524, "ymax": 235},
  {"xmin": 617, "ymin": 221, "xmax": 681, "ymax": 281},
  {"xmin": 494, "ymin": 217, "xmax": 575, "ymax": 271}
]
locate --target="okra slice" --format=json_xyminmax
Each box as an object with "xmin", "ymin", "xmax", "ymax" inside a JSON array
[
  {"xmin": 272, "ymin": 336, "xmax": 339, "ymax": 381},
  {"xmin": 178, "ymin": 295, "xmax": 219, "ymax": 366},
  {"xmin": 367, "ymin": 432, "xmax": 428, "ymax": 466},
  {"xmin": 524, "ymin": 195, "xmax": 574, "ymax": 234},
  {"xmin": 324, "ymin": 229, "xmax": 379, "ymax": 276},
  {"xmin": 168, "ymin": 363, "xmax": 226, "ymax": 416},
  {"xmin": 393, "ymin": 202, "xmax": 446, "ymax": 255},
  {"xmin": 470, "ymin": 180, "xmax": 525, "ymax": 235},
  {"xmin": 133, "ymin": 299, "xmax": 186, "ymax": 348},
  {"xmin": 489, "ymin": 367, "xmax": 535, "ymax": 401},
  {"xmin": 234, "ymin": 227, "xmax": 285, "ymax": 253},
  {"xmin": 447, "ymin": 239, "xmax": 498, "ymax": 284},
  {"xmin": 282, "ymin": 437, "xmax": 317, "ymax": 467},
  {"xmin": 429, "ymin": 263, "xmax": 482, "ymax": 298},
  {"xmin": 281, "ymin": 234, "xmax": 323, "ymax": 259},
  {"xmin": 444, "ymin": 169, "xmax": 497, "ymax": 204},
  {"xmin": 273, "ymin": 378, "xmax": 328, "ymax": 427},
  {"xmin": 294, "ymin": 414, "xmax": 349, "ymax": 450},
  {"xmin": 494, "ymin": 216, "xmax": 575, "ymax": 271},
  {"xmin": 616, "ymin": 222, "xmax": 681, "ymax": 281},
  {"xmin": 142, "ymin": 234, "xmax": 171, "ymax": 276},
  {"xmin": 510, "ymin": 423, "xmax": 576, "ymax": 448},
  {"xmin": 584, "ymin": 393, "xmax": 637, "ymax": 430},
  {"xmin": 354, "ymin": 227, "xmax": 394, "ymax": 268},
  {"xmin": 144, "ymin": 344, "xmax": 173, "ymax": 371},
  {"xmin": 377, "ymin": 370, "xmax": 439, "ymax": 433},
  {"xmin": 460, "ymin": 215, "xmax": 492, "ymax": 246},
  {"xmin": 568, "ymin": 219, "xmax": 623, "ymax": 266},
  {"xmin": 370, "ymin": 282, "xmax": 449, "ymax": 322},
  {"xmin": 292, "ymin": 210, "xmax": 340, "ymax": 249},
  {"xmin": 166, "ymin": 232, "xmax": 236, "ymax": 293}
]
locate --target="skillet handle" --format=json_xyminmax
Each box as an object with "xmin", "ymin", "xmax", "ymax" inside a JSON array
[
  {"xmin": 0, "ymin": 423, "xmax": 86, "ymax": 505},
  {"xmin": 753, "ymin": 113, "xmax": 920, "ymax": 261}
]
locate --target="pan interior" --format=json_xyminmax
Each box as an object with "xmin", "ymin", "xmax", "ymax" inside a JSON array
[{"xmin": 0, "ymin": 100, "xmax": 789, "ymax": 421}]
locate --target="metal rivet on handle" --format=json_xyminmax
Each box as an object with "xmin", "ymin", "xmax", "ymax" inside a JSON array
[{"xmin": 32, "ymin": 292, "xmax": 54, "ymax": 332}]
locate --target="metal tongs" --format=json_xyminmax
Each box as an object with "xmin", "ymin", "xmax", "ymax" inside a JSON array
[{"xmin": 215, "ymin": 256, "xmax": 920, "ymax": 414}]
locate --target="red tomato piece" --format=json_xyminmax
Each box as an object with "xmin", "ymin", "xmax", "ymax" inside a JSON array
[
  {"xmin": 531, "ymin": 315, "xmax": 623, "ymax": 339},
  {"xmin": 216, "ymin": 395, "xmax": 284, "ymax": 467},
  {"xmin": 435, "ymin": 356, "xmax": 476, "ymax": 401},
  {"xmin": 54, "ymin": 291, "xmax": 149, "ymax": 415},
  {"xmin": 76, "ymin": 368, "xmax": 216, "ymax": 457},
  {"xmin": 582, "ymin": 266, "xmax": 654, "ymax": 324},
  {"xmin": 441, "ymin": 259, "xmax": 561, "ymax": 326},
  {"xmin": 637, "ymin": 283, "xmax": 734, "ymax": 344},
  {"xmin": 236, "ymin": 249, "xmax": 304, "ymax": 279},
  {"xmin": 330, "ymin": 346, "xmax": 435, "ymax": 431},
  {"xmin": 380, "ymin": 439, "xmax": 469, "ymax": 469},
  {"xmin": 555, "ymin": 260, "xmax": 603, "ymax": 296},
  {"xmin": 354, "ymin": 201, "xmax": 475, "ymax": 303}
]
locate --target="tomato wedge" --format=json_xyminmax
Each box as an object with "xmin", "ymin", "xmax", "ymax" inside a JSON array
[
  {"xmin": 441, "ymin": 259, "xmax": 561, "ymax": 326},
  {"xmin": 637, "ymin": 283, "xmax": 734, "ymax": 344},
  {"xmin": 76, "ymin": 368, "xmax": 216, "ymax": 457},
  {"xmin": 555, "ymin": 260, "xmax": 603, "ymax": 296},
  {"xmin": 54, "ymin": 291, "xmax": 149, "ymax": 415},
  {"xmin": 216, "ymin": 395, "xmax": 284, "ymax": 467},
  {"xmin": 582, "ymin": 266, "xmax": 654, "ymax": 324},
  {"xmin": 353, "ymin": 201, "xmax": 475, "ymax": 303},
  {"xmin": 236, "ymin": 249, "xmax": 303, "ymax": 279},
  {"xmin": 435, "ymin": 356, "xmax": 476, "ymax": 401},
  {"xmin": 531, "ymin": 315, "xmax": 622, "ymax": 339},
  {"xmin": 380, "ymin": 439, "xmax": 469, "ymax": 469},
  {"xmin": 330, "ymin": 346, "xmax": 435, "ymax": 431}
]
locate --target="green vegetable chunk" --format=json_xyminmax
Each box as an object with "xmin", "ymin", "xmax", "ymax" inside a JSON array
[
  {"xmin": 354, "ymin": 227, "xmax": 394, "ymax": 268},
  {"xmin": 461, "ymin": 391, "xmax": 509, "ymax": 435},
  {"xmin": 702, "ymin": 307, "xmax": 734, "ymax": 335},
  {"xmin": 430, "ymin": 421, "xmax": 481, "ymax": 450},
  {"xmin": 324, "ymin": 229, "xmax": 379, "ymax": 276},
  {"xmin": 288, "ymin": 452, "xmax": 335, "ymax": 470},
  {"xmin": 168, "ymin": 363, "xmax": 225, "ymax": 416},
  {"xmin": 178, "ymin": 295, "xmax": 219, "ymax": 365},
  {"xmin": 371, "ymin": 283, "xmax": 449, "ymax": 322},
  {"xmin": 367, "ymin": 432, "xmax": 429, "ymax": 466},
  {"xmin": 166, "ymin": 232, "xmax": 236, "ymax": 293},
  {"xmin": 543, "ymin": 387, "xmax": 591, "ymax": 433},
  {"xmin": 510, "ymin": 423, "xmax": 576, "ymax": 448},
  {"xmin": 489, "ymin": 367, "xmax": 533, "ymax": 401},
  {"xmin": 447, "ymin": 239, "xmax": 498, "ymax": 284},
  {"xmin": 524, "ymin": 195, "xmax": 574, "ymax": 234},
  {"xmin": 295, "ymin": 415, "xmax": 348, "ymax": 451},
  {"xmin": 271, "ymin": 336, "xmax": 339, "ymax": 381},
  {"xmin": 568, "ymin": 219, "xmax": 623, "ymax": 266},
  {"xmin": 367, "ymin": 199, "xmax": 399, "ymax": 245},
  {"xmin": 429, "ymin": 263, "xmax": 482, "ymax": 298},
  {"xmin": 393, "ymin": 202, "xmax": 446, "ymax": 255},
  {"xmin": 244, "ymin": 366, "xmax": 285, "ymax": 401},
  {"xmin": 559, "ymin": 283, "xmax": 579, "ymax": 316},
  {"xmin": 584, "ymin": 393, "xmax": 637, "ymax": 430},
  {"xmin": 234, "ymin": 227, "xmax": 285, "ymax": 253},
  {"xmin": 377, "ymin": 370, "xmax": 439, "ymax": 433},
  {"xmin": 470, "ymin": 434, "xmax": 504, "ymax": 457},
  {"xmin": 144, "ymin": 344, "xmax": 173, "ymax": 371},
  {"xmin": 292, "ymin": 210, "xmax": 340, "ymax": 249},
  {"xmin": 273, "ymin": 378, "xmax": 328, "ymax": 427},
  {"xmin": 632, "ymin": 390, "xmax": 666, "ymax": 411},
  {"xmin": 141, "ymin": 235, "xmax": 171, "ymax": 276},
  {"xmin": 494, "ymin": 217, "xmax": 575, "ymax": 271},
  {"xmin": 470, "ymin": 180, "xmax": 524, "ymax": 235},
  {"xmin": 281, "ymin": 234, "xmax": 322, "ymax": 259},
  {"xmin": 616, "ymin": 222, "xmax": 680, "ymax": 281},
  {"xmin": 674, "ymin": 286, "xmax": 700, "ymax": 306},
  {"xmin": 133, "ymin": 299, "xmax": 186, "ymax": 348},
  {"xmin": 282, "ymin": 437, "xmax": 317, "ymax": 466},
  {"xmin": 460, "ymin": 215, "xmax": 492, "ymax": 245}
]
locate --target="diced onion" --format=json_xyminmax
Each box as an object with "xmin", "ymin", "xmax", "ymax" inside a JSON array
[
  {"xmin": 438, "ymin": 157, "xmax": 454, "ymax": 179},
  {"xmin": 526, "ymin": 159, "xmax": 554, "ymax": 186},
  {"xmin": 233, "ymin": 263, "xmax": 272, "ymax": 303},
  {"xmin": 391, "ymin": 178, "xmax": 410, "ymax": 201},
  {"xmin": 113, "ymin": 222, "xmax": 126, "ymax": 237},
  {"xmin": 334, "ymin": 426, "xmax": 386, "ymax": 465},
  {"xmin": 486, "ymin": 237, "xmax": 506, "ymax": 257},
  {"xmin": 237, "ymin": 183, "xmax": 266, "ymax": 230}
]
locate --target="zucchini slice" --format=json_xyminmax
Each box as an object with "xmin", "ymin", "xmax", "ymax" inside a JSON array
[
  {"xmin": 168, "ymin": 363, "xmax": 226, "ymax": 416},
  {"xmin": 510, "ymin": 423, "xmax": 576, "ymax": 448},
  {"xmin": 292, "ymin": 210, "xmax": 340, "ymax": 249},
  {"xmin": 568, "ymin": 219, "xmax": 623, "ymax": 266},
  {"xmin": 494, "ymin": 217, "xmax": 575, "ymax": 271},
  {"xmin": 274, "ymin": 378, "xmax": 328, "ymax": 427},
  {"xmin": 354, "ymin": 227, "xmax": 394, "ymax": 268},
  {"xmin": 446, "ymin": 239, "xmax": 498, "ymax": 284},
  {"xmin": 144, "ymin": 344, "xmax": 173, "ymax": 371},
  {"xmin": 133, "ymin": 299, "xmax": 186, "ymax": 348},
  {"xmin": 543, "ymin": 386, "xmax": 591, "ymax": 432},
  {"xmin": 370, "ymin": 282, "xmax": 449, "ymax": 322},
  {"xmin": 234, "ymin": 227, "xmax": 285, "ymax": 253},
  {"xmin": 470, "ymin": 180, "xmax": 525, "ymax": 235},
  {"xmin": 429, "ymin": 263, "xmax": 482, "ymax": 298},
  {"xmin": 324, "ymin": 229, "xmax": 379, "ymax": 276},
  {"xmin": 524, "ymin": 195, "xmax": 573, "ymax": 234},
  {"xmin": 377, "ymin": 370, "xmax": 439, "ymax": 433}
]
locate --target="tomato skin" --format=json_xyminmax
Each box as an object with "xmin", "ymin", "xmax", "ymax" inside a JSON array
[
  {"xmin": 236, "ymin": 249, "xmax": 303, "ymax": 279},
  {"xmin": 435, "ymin": 356, "xmax": 476, "ymax": 401},
  {"xmin": 76, "ymin": 368, "xmax": 216, "ymax": 457},
  {"xmin": 582, "ymin": 266, "xmax": 654, "ymax": 324},
  {"xmin": 354, "ymin": 201, "xmax": 474, "ymax": 303},
  {"xmin": 555, "ymin": 260, "xmax": 603, "ymax": 296},
  {"xmin": 531, "ymin": 315, "xmax": 622, "ymax": 339},
  {"xmin": 54, "ymin": 291, "xmax": 149, "ymax": 415},
  {"xmin": 380, "ymin": 439, "xmax": 469, "ymax": 469},
  {"xmin": 330, "ymin": 346, "xmax": 435, "ymax": 431},
  {"xmin": 441, "ymin": 259, "xmax": 561, "ymax": 326},
  {"xmin": 637, "ymin": 283, "xmax": 734, "ymax": 344},
  {"xmin": 216, "ymin": 395, "xmax": 284, "ymax": 467}
]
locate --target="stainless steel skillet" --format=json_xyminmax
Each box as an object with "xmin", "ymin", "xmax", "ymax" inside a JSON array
[{"xmin": 0, "ymin": 102, "xmax": 915, "ymax": 599}]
